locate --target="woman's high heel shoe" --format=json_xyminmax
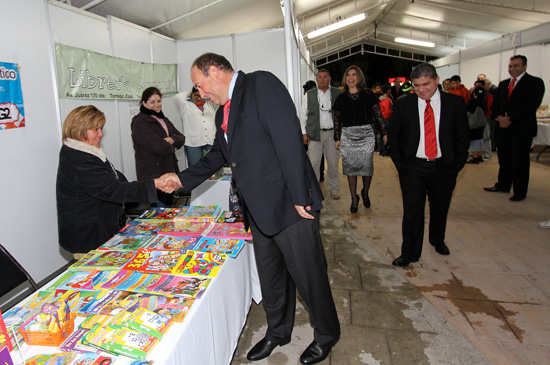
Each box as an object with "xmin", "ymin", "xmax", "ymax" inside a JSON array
[
  {"xmin": 361, "ymin": 188, "xmax": 371, "ymax": 208},
  {"xmin": 350, "ymin": 194, "xmax": 360, "ymax": 213}
]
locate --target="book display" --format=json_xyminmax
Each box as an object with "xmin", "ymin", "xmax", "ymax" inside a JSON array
[{"xmin": 3, "ymin": 204, "xmax": 254, "ymax": 364}]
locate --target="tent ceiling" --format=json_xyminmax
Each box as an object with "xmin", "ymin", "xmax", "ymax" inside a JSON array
[{"xmin": 56, "ymin": 0, "xmax": 550, "ymax": 62}]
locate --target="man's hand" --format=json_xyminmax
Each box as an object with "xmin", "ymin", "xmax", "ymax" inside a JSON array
[
  {"xmin": 335, "ymin": 141, "xmax": 341, "ymax": 150},
  {"xmin": 154, "ymin": 173, "xmax": 182, "ymax": 193},
  {"xmin": 164, "ymin": 137, "xmax": 174, "ymax": 144},
  {"xmin": 383, "ymin": 135, "xmax": 388, "ymax": 145},
  {"xmin": 302, "ymin": 134, "xmax": 310, "ymax": 145},
  {"xmin": 294, "ymin": 205, "xmax": 314, "ymax": 219},
  {"xmin": 497, "ymin": 115, "xmax": 511, "ymax": 128}
]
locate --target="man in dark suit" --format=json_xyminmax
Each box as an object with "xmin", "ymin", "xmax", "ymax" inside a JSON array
[
  {"xmin": 483, "ymin": 55, "xmax": 545, "ymax": 201},
  {"xmin": 162, "ymin": 53, "xmax": 340, "ymax": 364},
  {"xmin": 388, "ymin": 63, "xmax": 469, "ymax": 267}
]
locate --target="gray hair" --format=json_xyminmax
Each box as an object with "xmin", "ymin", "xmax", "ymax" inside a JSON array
[{"xmin": 410, "ymin": 63, "xmax": 438, "ymax": 80}]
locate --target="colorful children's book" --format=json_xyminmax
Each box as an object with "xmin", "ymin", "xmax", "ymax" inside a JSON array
[
  {"xmin": 175, "ymin": 205, "xmax": 221, "ymax": 222},
  {"xmin": 0, "ymin": 347, "xmax": 13, "ymax": 365},
  {"xmin": 68, "ymin": 250, "xmax": 137, "ymax": 272},
  {"xmin": 65, "ymin": 353, "xmax": 116, "ymax": 365},
  {"xmin": 104, "ymin": 326, "xmax": 158, "ymax": 360},
  {"xmin": 205, "ymin": 222, "xmax": 253, "ymax": 240},
  {"xmin": 0, "ymin": 309, "xmax": 13, "ymax": 351},
  {"xmin": 122, "ymin": 249, "xmax": 182, "ymax": 274},
  {"xmin": 157, "ymin": 221, "xmax": 212, "ymax": 236},
  {"xmin": 172, "ymin": 250, "xmax": 226, "ymax": 278},
  {"xmin": 98, "ymin": 234, "xmax": 153, "ymax": 250},
  {"xmin": 126, "ymin": 294, "xmax": 195, "ymax": 323},
  {"xmin": 118, "ymin": 220, "xmax": 167, "ymax": 236},
  {"xmin": 135, "ymin": 207, "xmax": 183, "ymax": 222},
  {"xmin": 60, "ymin": 327, "xmax": 100, "ymax": 353},
  {"xmin": 216, "ymin": 210, "xmax": 244, "ymax": 223},
  {"xmin": 79, "ymin": 290, "xmax": 144, "ymax": 316},
  {"xmin": 25, "ymin": 352, "xmax": 74, "ymax": 365},
  {"xmin": 125, "ymin": 307, "xmax": 172, "ymax": 339},
  {"xmin": 100, "ymin": 271, "xmax": 151, "ymax": 293},
  {"xmin": 56, "ymin": 271, "xmax": 117, "ymax": 291},
  {"xmin": 141, "ymin": 275, "xmax": 210, "ymax": 298},
  {"xmin": 42, "ymin": 271, "xmax": 74, "ymax": 295},
  {"xmin": 194, "ymin": 237, "xmax": 246, "ymax": 258},
  {"xmin": 144, "ymin": 234, "xmax": 201, "ymax": 250},
  {"xmin": 80, "ymin": 324, "xmax": 119, "ymax": 355},
  {"xmin": 79, "ymin": 314, "xmax": 115, "ymax": 330}
]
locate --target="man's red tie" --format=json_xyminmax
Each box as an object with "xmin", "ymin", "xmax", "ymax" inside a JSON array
[
  {"xmin": 424, "ymin": 99, "xmax": 437, "ymax": 160},
  {"xmin": 507, "ymin": 78, "xmax": 516, "ymax": 99},
  {"xmin": 221, "ymin": 99, "xmax": 231, "ymax": 133}
]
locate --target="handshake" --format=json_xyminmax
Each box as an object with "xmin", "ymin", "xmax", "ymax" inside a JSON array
[{"xmin": 153, "ymin": 173, "xmax": 183, "ymax": 193}]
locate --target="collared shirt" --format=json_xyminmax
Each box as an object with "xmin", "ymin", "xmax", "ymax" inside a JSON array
[
  {"xmin": 510, "ymin": 71, "xmax": 525, "ymax": 86},
  {"xmin": 299, "ymin": 87, "xmax": 335, "ymax": 133},
  {"xmin": 416, "ymin": 89, "xmax": 442, "ymax": 159},
  {"xmin": 224, "ymin": 72, "xmax": 239, "ymax": 142}
]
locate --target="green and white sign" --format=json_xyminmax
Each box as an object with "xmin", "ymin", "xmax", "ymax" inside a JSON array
[{"xmin": 55, "ymin": 43, "xmax": 177, "ymax": 100}]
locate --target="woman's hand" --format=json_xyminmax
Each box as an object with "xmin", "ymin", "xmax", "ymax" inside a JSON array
[{"xmin": 335, "ymin": 141, "xmax": 341, "ymax": 150}]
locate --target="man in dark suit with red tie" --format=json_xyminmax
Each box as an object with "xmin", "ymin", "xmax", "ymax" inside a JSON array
[
  {"xmin": 388, "ymin": 63, "xmax": 469, "ymax": 267},
  {"xmin": 162, "ymin": 53, "xmax": 340, "ymax": 364},
  {"xmin": 484, "ymin": 55, "xmax": 545, "ymax": 201}
]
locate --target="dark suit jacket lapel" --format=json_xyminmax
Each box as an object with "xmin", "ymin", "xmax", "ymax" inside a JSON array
[
  {"xmin": 227, "ymin": 71, "xmax": 245, "ymax": 144},
  {"xmin": 410, "ymin": 95, "xmax": 421, "ymax": 143}
]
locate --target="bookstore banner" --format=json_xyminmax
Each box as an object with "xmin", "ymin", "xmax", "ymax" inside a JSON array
[
  {"xmin": 55, "ymin": 44, "xmax": 177, "ymax": 100},
  {"xmin": 0, "ymin": 62, "xmax": 25, "ymax": 130}
]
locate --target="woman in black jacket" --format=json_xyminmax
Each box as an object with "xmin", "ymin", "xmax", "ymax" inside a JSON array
[
  {"xmin": 56, "ymin": 106, "xmax": 168, "ymax": 258},
  {"xmin": 131, "ymin": 87, "xmax": 185, "ymax": 207}
]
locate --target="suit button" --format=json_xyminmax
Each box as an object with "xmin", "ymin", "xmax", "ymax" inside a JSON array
[
  {"xmin": 308, "ymin": 189, "xmax": 312, "ymax": 198},
  {"xmin": 232, "ymin": 163, "xmax": 237, "ymax": 168}
]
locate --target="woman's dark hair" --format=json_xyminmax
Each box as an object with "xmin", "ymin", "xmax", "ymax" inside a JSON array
[
  {"xmin": 140, "ymin": 87, "xmax": 162, "ymax": 104},
  {"xmin": 303, "ymin": 80, "xmax": 316, "ymax": 94}
]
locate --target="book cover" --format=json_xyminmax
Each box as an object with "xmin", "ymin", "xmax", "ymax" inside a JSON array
[
  {"xmin": 81, "ymin": 324, "xmax": 119, "ymax": 355},
  {"xmin": 118, "ymin": 221, "xmax": 167, "ymax": 236},
  {"xmin": 135, "ymin": 207, "xmax": 183, "ymax": 222},
  {"xmin": 194, "ymin": 237, "xmax": 246, "ymax": 258},
  {"xmin": 126, "ymin": 294, "xmax": 195, "ymax": 323},
  {"xmin": 172, "ymin": 250, "xmax": 226, "ymax": 278},
  {"xmin": 60, "ymin": 327, "xmax": 100, "ymax": 353},
  {"xmin": 142, "ymin": 275, "xmax": 210, "ymax": 298},
  {"xmin": 57, "ymin": 271, "xmax": 117, "ymax": 291},
  {"xmin": 205, "ymin": 222, "xmax": 253, "ymax": 240},
  {"xmin": 68, "ymin": 250, "xmax": 136, "ymax": 272},
  {"xmin": 122, "ymin": 249, "xmax": 182, "ymax": 274},
  {"xmin": 144, "ymin": 234, "xmax": 200, "ymax": 251},
  {"xmin": 0, "ymin": 347, "xmax": 13, "ymax": 365},
  {"xmin": 65, "ymin": 353, "xmax": 115, "ymax": 365},
  {"xmin": 0, "ymin": 309, "xmax": 12, "ymax": 352},
  {"xmin": 80, "ymin": 290, "xmax": 144, "ymax": 316},
  {"xmin": 177, "ymin": 205, "xmax": 221, "ymax": 222},
  {"xmin": 157, "ymin": 221, "xmax": 212, "ymax": 236},
  {"xmin": 104, "ymin": 326, "xmax": 158, "ymax": 360},
  {"xmin": 98, "ymin": 234, "xmax": 153, "ymax": 250},
  {"xmin": 126, "ymin": 307, "xmax": 172, "ymax": 339},
  {"xmin": 216, "ymin": 210, "xmax": 244, "ymax": 223},
  {"xmin": 42, "ymin": 271, "xmax": 74, "ymax": 294},
  {"xmin": 79, "ymin": 314, "xmax": 115, "ymax": 330}
]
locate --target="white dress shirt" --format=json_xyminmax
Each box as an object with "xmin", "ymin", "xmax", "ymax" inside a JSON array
[
  {"xmin": 300, "ymin": 88, "xmax": 336, "ymax": 134},
  {"xmin": 416, "ymin": 89, "xmax": 442, "ymax": 159}
]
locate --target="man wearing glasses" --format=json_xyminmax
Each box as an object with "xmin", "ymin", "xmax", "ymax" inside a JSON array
[{"xmin": 300, "ymin": 69, "xmax": 342, "ymax": 200}]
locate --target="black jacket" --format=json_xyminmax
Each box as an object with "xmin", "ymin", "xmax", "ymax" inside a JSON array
[{"xmin": 56, "ymin": 142, "xmax": 157, "ymax": 253}]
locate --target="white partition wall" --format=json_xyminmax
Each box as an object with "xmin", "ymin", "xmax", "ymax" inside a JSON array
[{"xmin": 0, "ymin": 0, "xmax": 68, "ymax": 281}]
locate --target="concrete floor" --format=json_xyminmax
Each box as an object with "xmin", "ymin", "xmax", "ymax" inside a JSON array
[{"xmin": 232, "ymin": 149, "xmax": 550, "ymax": 365}]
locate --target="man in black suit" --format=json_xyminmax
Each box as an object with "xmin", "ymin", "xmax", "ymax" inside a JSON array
[
  {"xmin": 483, "ymin": 55, "xmax": 545, "ymax": 201},
  {"xmin": 388, "ymin": 63, "xmax": 469, "ymax": 267},
  {"xmin": 162, "ymin": 53, "xmax": 340, "ymax": 364}
]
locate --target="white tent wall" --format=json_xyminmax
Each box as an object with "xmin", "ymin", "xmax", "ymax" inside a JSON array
[
  {"xmin": 433, "ymin": 22, "xmax": 550, "ymax": 107},
  {"xmin": 48, "ymin": 2, "xmax": 181, "ymax": 181},
  {"xmin": 0, "ymin": 0, "xmax": 68, "ymax": 281}
]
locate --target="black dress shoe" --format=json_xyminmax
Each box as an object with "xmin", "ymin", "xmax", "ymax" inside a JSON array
[
  {"xmin": 392, "ymin": 255, "xmax": 419, "ymax": 267},
  {"xmin": 483, "ymin": 186, "xmax": 510, "ymax": 193},
  {"xmin": 247, "ymin": 337, "xmax": 290, "ymax": 361},
  {"xmin": 434, "ymin": 244, "xmax": 450, "ymax": 255},
  {"xmin": 300, "ymin": 340, "xmax": 336, "ymax": 364},
  {"xmin": 361, "ymin": 188, "xmax": 371, "ymax": 208},
  {"xmin": 350, "ymin": 194, "xmax": 359, "ymax": 213},
  {"xmin": 509, "ymin": 195, "xmax": 526, "ymax": 201}
]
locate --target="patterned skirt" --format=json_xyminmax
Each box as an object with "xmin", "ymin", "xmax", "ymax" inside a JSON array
[{"xmin": 341, "ymin": 124, "xmax": 375, "ymax": 176}]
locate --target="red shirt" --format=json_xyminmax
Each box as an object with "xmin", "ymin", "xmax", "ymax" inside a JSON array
[{"xmin": 449, "ymin": 84, "xmax": 470, "ymax": 105}]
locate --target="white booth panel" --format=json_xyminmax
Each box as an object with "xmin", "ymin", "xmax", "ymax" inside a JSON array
[
  {"xmin": 461, "ymin": 53, "xmax": 501, "ymax": 87},
  {"xmin": 110, "ymin": 19, "xmax": 153, "ymax": 63},
  {"xmin": 436, "ymin": 64, "xmax": 459, "ymax": 84}
]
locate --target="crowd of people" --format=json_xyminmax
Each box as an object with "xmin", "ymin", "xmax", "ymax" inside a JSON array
[{"xmin": 55, "ymin": 52, "xmax": 546, "ymax": 364}]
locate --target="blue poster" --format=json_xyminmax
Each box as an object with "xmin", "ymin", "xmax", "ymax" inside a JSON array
[{"xmin": 0, "ymin": 62, "xmax": 25, "ymax": 130}]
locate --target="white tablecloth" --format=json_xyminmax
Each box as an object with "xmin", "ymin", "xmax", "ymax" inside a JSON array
[
  {"xmin": 533, "ymin": 121, "xmax": 550, "ymax": 146},
  {"xmin": 12, "ymin": 243, "xmax": 262, "ymax": 365},
  {"xmin": 190, "ymin": 179, "xmax": 231, "ymax": 211}
]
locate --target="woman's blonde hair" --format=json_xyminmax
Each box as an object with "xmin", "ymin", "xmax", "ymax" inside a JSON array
[{"xmin": 62, "ymin": 105, "xmax": 106, "ymax": 142}]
